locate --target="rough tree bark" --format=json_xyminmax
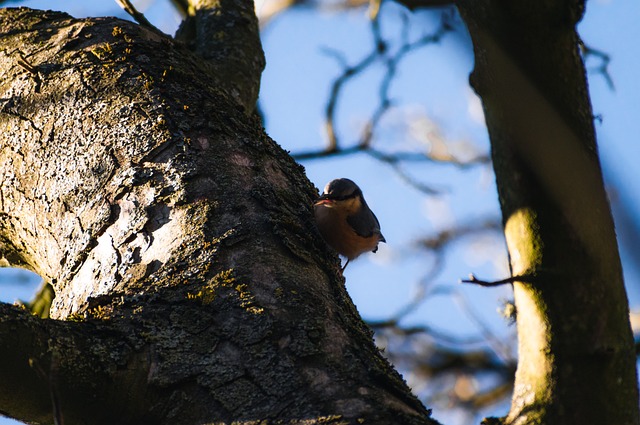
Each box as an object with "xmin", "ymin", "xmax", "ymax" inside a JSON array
[
  {"xmin": 456, "ymin": 0, "xmax": 639, "ymax": 424},
  {"xmin": 0, "ymin": 5, "xmax": 438, "ymax": 425}
]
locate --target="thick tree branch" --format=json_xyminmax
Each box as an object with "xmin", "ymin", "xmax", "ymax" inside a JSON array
[
  {"xmin": 0, "ymin": 304, "xmax": 143, "ymax": 424},
  {"xmin": 0, "ymin": 8, "xmax": 438, "ymax": 425},
  {"xmin": 175, "ymin": 0, "xmax": 265, "ymax": 112},
  {"xmin": 457, "ymin": 0, "xmax": 639, "ymax": 423}
]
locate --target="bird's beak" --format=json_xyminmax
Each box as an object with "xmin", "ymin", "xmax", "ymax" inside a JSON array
[{"xmin": 314, "ymin": 194, "xmax": 333, "ymax": 206}]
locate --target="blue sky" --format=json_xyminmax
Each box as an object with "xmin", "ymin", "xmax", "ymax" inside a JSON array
[{"xmin": 1, "ymin": 0, "xmax": 638, "ymax": 424}]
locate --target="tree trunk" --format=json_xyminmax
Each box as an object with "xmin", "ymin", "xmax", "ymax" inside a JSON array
[
  {"xmin": 457, "ymin": 1, "xmax": 639, "ymax": 424},
  {"xmin": 0, "ymin": 7, "xmax": 438, "ymax": 425}
]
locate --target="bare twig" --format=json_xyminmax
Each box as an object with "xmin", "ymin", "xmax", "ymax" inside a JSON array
[
  {"xmin": 291, "ymin": 10, "xmax": 489, "ymax": 196},
  {"xmin": 320, "ymin": 19, "xmax": 383, "ymax": 151},
  {"xmin": 16, "ymin": 53, "xmax": 42, "ymax": 92},
  {"xmin": 16, "ymin": 53, "xmax": 37, "ymax": 74},
  {"xmin": 367, "ymin": 218, "xmax": 502, "ymax": 327},
  {"xmin": 419, "ymin": 218, "xmax": 501, "ymax": 251},
  {"xmin": 305, "ymin": 9, "xmax": 454, "ymax": 153},
  {"xmin": 359, "ymin": 12, "xmax": 452, "ymax": 149},
  {"xmin": 114, "ymin": 0, "xmax": 166, "ymax": 35},
  {"xmin": 294, "ymin": 145, "xmax": 489, "ymax": 194},
  {"xmin": 461, "ymin": 273, "xmax": 533, "ymax": 287},
  {"xmin": 580, "ymin": 41, "xmax": 614, "ymax": 91},
  {"xmin": 370, "ymin": 319, "xmax": 487, "ymax": 345},
  {"xmin": 293, "ymin": 144, "xmax": 489, "ymax": 166}
]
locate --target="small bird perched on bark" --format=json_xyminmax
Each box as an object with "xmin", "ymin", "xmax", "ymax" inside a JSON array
[{"xmin": 314, "ymin": 178, "xmax": 385, "ymax": 270}]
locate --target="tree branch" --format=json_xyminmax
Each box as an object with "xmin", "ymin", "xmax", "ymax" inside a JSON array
[
  {"xmin": 460, "ymin": 274, "xmax": 532, "ymax": 287},
  {"xmin": 114, "ymin": 0, "xmax": 165, "ymax": 35},
  {"xmin": 0, "ymin": 304, "xmax": 141, "ymax": 424},
  {"xmin": 175, "ymin": 0, "xmax": 265, "ymax": 112},
  {"xmin": 458, "ymin": 0, "xmax": 639, "ymax": 422},
  {"xmin": 0, "ymin": 8, "xmax": 440, "ymax": 424}
]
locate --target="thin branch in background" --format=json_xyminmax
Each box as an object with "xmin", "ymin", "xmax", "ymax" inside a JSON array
[
  {"xmin": 367, "ymin": 270, "xmax": 489, "ymax": 347},
  {"xmin": 318, "ymin": 9, "xmax": 453, "ymax": 153},
  {"xmin": 378, "ymin": 327, "xmax": 514, "ymax": 376},
  {"xmin": 365, "ymin": 212, "xmax": 513, "ymax": 417},
  {"xmin": 256, "ymin": 0, "xmax": 454, "ymax": 29},
  {"xmin": 382, "ymin": 329, "xmax": 516, "ymax": 418},
  {"xmin": 369, "ymin": 149, "xmax": 491, "ymax": 167},
  {"xmin": 358, "ymin": 15, "xmax": 390, "ymax": 149},
  {"xmin": 371, "ymin": 318, "xmax": 516, "ymax": 415},
  {"xmin": 376, "ymin": 312, "xmax": 516, "ymax": 418},
  {"xmin": 294, "ymin": 146, "xmax": 489, "ymax": 196},
  {"xmin": 360, "ymin": 12, "xmax": 452, "ymax": 148},
  {"xmin": 369, "ymin": 256, "xmax": 446, "ymax": 325},
  {"xmin": 293, "ymin": 125, "xmax": 489, "ymax": 195},
  {"xmin": 419, "ymin": 218, "xmax": 501, "ymax": 251},
  {"xmin": 386, "ymin": 160, "xmax": 442, "ymax": 194},
  {"xmin": 320, "ymin": 17, "xmax": 383, "ymax": 151},
  {"xmin": 373, "ymin": 218, "xmax": 502, "ymax": 324},
  {"xmin": 369, "ymin": 217, "xmax": 506, "ymax": 349},
  {"xmin": 370, "ymin": 316, "xmax": 488, "ymax": 346},
  {"xmin": 450, "ymin": 291, "xmax": 513, "ymax": 364},
  {"xmin": 114, "ymin": 0, "xmax": 166, "ymax": 35},
  {"xmin": 369, "ymin": 283, "xmax": 492, "ymax": 347},
  {"xmin": 469, "ymin": 382, "xmax": 512, "ymax": 409},
  {"xmin": 293, "ymin": 143, "xmax": 490, "ymax": 166},
  {"xmin": 580, "ymin": 41, "xmax": 614, "ymax": 91},
  {"xmin": 291, "ymin": 9, "xmax": 490, "ymax": 195}
]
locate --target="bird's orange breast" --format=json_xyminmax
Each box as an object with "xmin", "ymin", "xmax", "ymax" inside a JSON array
[{"xmin": 314, "ymin": 204, "xmax": 382, "ymax": 260}]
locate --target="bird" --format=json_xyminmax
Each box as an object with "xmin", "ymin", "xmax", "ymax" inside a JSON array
[{"xmin": 314, "ymin": 178, "xmax": 385, "ymax": 270}]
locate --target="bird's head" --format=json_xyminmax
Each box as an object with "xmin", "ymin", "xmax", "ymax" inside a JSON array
[{"xmin": 314, "ymin": 178, "xmax": 363, "ymax": 213}]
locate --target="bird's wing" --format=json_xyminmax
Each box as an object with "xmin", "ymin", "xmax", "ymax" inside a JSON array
[{"xmin": 347, "ymin": 206, "xmax": 384, "ymax": 241}]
